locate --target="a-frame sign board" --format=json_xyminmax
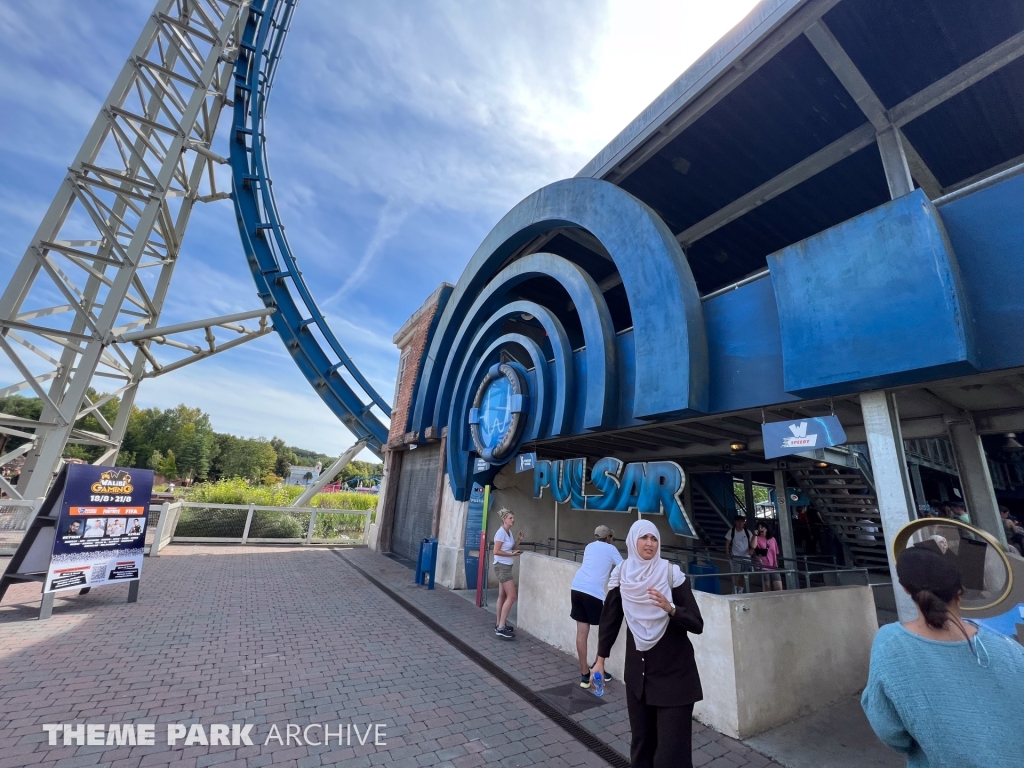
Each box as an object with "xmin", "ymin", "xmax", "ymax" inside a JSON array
[
  {"xmin": 0, "ymin": 464, "xmax": 153, "ymax": 619},
  {"xmin": 0, "ymin": 466, "xmax": 70, "ymax": 619}
]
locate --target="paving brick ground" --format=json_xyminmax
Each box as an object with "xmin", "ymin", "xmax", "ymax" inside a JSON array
[{"xmin": 0, "ymin": 545, "xmax": 783, "ymax": 768}]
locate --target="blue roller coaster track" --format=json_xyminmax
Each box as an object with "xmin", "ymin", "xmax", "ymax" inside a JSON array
[{"xmin": 230, "ymin": 0, "xmax": 390, "ymax": 458}]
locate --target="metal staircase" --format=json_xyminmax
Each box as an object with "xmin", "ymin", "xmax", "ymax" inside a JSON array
[
  {"xmin": 790, "ymin": 460, "xmax": 889, "ymax": 570},
  {"xmin": 688, "ymin": 478, "xmax": 732, "ymax": 548}
]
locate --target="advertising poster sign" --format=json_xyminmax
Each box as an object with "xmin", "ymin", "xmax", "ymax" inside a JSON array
[
  {"xmin": 45, "ymin": 465, "xmax": 155, "ymax": 593},
  {"xmin": 462, "ymin": 483, "xmax": 486, "ymax": 591}
]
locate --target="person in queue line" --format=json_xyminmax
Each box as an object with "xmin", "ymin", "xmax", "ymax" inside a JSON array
[
  {"xmin": 492, "ymin": 508, "xmax": 524, "ymax": 640},
  {"xmin": 752, "ymin": 521, "xmax": 783, "ymax": 591},
  {"xmin": 570, "ymin": 525, "xmax": 623, "ymax": 687},
  {"xmin": 999, "ymin": 505, "xmax": 1024, "ymax": 555},
  {"xmin": 724, "ymin": 514, "xmax": 754, "ymax": 593},
  {"xmin": 592, "ymin": 520, "xmax": 704, "ymax": 768},
  {"xmin": 949, "ymin": 501, "xmax": 970, "ymax": 524},
  {"xmin": 861, "ymin": 545, "xmax": 1024, "ymax": 767}
]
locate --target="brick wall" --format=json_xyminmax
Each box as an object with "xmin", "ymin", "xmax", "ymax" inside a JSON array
[{"xmin": 387, "ymin": 283, "xmax": 452, "ymax": 449}]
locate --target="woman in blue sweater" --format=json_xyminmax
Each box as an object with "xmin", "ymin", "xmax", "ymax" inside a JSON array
[{"xmin": 861, "ymin": 546, "xmax": 1024, "ymax": 767}]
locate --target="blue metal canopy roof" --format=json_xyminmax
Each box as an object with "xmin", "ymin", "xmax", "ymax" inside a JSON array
[{"xmin": 576, "ymin": 0, "xmax": 1024, "ymax": 294}]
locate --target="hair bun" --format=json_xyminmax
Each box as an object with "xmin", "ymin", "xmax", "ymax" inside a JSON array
[{"xmin": 897, "ymin": 546, "xmax": 962, "ymax": 604}]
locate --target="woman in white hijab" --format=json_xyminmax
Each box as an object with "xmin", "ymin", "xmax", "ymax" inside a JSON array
[{"xmin": 592, "ymin": 519, "xmax": 704, "ymax": 768}]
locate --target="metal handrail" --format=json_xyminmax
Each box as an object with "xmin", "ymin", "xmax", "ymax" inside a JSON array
[{"xmin": 523, "ymin": 538, "xmax": 871, "ymax": 595}]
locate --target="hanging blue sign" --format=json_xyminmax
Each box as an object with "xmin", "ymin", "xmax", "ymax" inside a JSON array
[
  {"xmin": 761, "ymin": 415, "xmax": 847, "ymax": 459},
  {"xmin": 515, "ymin": 453, "xmax": 536, "ymax": 473}
]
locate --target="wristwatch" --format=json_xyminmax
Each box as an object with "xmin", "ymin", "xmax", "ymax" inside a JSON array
[{"xmin": 669, "ymin": 602, "xmax": 676, "ymax": 616}]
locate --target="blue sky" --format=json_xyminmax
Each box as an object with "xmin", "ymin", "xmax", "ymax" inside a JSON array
[{"xmin": 0, "ymin": 0, "xmax": 759, "ymax": 458}]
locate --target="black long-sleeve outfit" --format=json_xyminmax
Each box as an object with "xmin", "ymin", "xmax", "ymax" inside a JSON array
[{"xmin": 598, "ymin": 579, "xmax": 704, "ymax": 768}]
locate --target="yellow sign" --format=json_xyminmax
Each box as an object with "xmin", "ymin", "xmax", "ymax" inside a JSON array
[{"xmin": 90, "ymin": 469, "xmax": 134, "ymax": 495}]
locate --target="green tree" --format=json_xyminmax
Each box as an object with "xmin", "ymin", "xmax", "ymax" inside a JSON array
[
  {"xmin": 291, "ymin": 446, "xmax": 334, "ymax": 467},
  {"xmin": 211, "ymin": 435, "xmax": 277, "ymax": 482},
  {"xmin": 176, "ymin": 422, "xmax": 212, "ymax": 483},
  {"xmin": 270, "ymin": 437, "xmax": 296, "ymax": 478},
  {"xmin": 0, "ymin": 395, "xmax": 342, "ymax": 487},
  {"xmin": 338, "ymin": 460, "xmax": 384, "ymax": 486},
  {"xmin": 159, "ymin": 450, "xmax": 178, "ymax": 480},
  {"xmin": 63, "ymin": 444, "xmax": 91, "ymax": 460}
]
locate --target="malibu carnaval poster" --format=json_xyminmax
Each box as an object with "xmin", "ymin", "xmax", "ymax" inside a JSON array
[{"xmin": 45, "ymin": 465, "xmax": 155, "ymax": 593}]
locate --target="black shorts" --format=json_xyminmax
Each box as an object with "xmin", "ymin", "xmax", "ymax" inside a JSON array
[{"xmin": 570, "ymin": 590, "xmax": 604, "ymax": 625}]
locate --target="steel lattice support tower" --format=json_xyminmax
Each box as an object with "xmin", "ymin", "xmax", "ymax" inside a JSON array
[{"xmin": 0, "ymin": 0, "xmax": 251, "ymax": 498}]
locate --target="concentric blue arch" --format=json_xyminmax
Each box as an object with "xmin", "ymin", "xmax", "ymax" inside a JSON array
[
  {"xmin": 409, "ymin": 177, "xmax": 709, "ymax": 499},
  {"xmin": 412, "ymin": 178, "xmax": 708, "ymax": 442}
]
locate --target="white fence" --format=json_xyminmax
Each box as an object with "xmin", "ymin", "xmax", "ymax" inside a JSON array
[
  {"xmin": 157, "ymin": 501, "xmax": 373, "ymax": 551},
  {"xmin": 0, "ymin": 499, "xmax": 371, "ymax": 558}
]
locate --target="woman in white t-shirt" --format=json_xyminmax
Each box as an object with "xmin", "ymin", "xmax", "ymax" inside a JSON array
[
  {"xmin": 493, "ymin": 508, "xmax": 524, "ymax": 640},
  {"xmin": 570, "ymin": 525, "xmax": 623, "ymax": 687}
]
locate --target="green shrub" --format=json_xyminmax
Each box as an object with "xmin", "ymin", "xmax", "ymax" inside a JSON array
[
  {"xmin": 313, "ymin": 512, "xmax": 369, "ymax": 539},
  {"xmin": 178, "ymin": 480, "xmax": 377, "ymax": 540},
  {"xmin": 183, "ymin": 478, "xmax": 377, "ymax": 513},
  {"xmin": 174, "ymin": 507, "xmax": 248, "ymax": 538},
  {"xmin": 248, "ymin": 511, "xmax": 305, "ymax": 539}
]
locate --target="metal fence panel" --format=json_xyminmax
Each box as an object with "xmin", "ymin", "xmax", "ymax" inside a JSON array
[
  {"xmin": 247, "ymin": 508, "xmax": 311, "ymax": 542},
  {"xmin": 161, "ymin": 502, "xmax": 372, "ymax": 547},
  {"xmin": 309, "ymin": 511, "xmax": 372, "ymax": 544},
  {"xmin": 0, "ymin": 500, "xmax": 38, "ymax": 555},
  {"xmin": 174, "ymin": 504, "xmax": 250, "ymax": 540}
]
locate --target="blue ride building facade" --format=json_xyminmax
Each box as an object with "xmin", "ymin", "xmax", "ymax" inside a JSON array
[{"xmin": 372, "ymin": 0, "xmax": 1024, "ymax": 615}]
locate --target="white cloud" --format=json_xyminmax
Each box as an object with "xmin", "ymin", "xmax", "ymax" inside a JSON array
[
  {"xmin": 135, "ymin": 359, "xmax": 381, "ymax": 461},
  {"xmin": 324, "ymin": 198, "xmax": 411, "ymax": 305},
  {"xmin": 0, "ymin": 0, "xmax": 761, "ymax": 457}
]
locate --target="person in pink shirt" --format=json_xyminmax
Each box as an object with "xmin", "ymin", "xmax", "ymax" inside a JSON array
[{"xmin": 753, "ymin": 521, "xmax": 783, "ymax": 591}]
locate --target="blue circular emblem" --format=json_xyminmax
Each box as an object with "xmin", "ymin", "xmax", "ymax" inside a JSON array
[{"xmin": 469, "ymin": 363, "xmax": 529, "ymax": 464}]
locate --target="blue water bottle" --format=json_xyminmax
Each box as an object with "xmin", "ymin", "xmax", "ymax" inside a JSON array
[{"xmin": 592, "ymin": 671, "xmax": 604, "ymax": 697}]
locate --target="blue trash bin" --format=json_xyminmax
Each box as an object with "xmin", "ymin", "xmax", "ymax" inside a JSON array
[
  {"xmin": 415, "ymin": 537, "xmax": 439, "ymax": 589},
  {"xmin": 688, "ymin": 557, "xmax": 720, "ymax": 595}
]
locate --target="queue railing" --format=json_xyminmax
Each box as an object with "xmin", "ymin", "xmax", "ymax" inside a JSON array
[{"xmin": 521, "ymin": 537, "xmax": 872, "ymax": 594}]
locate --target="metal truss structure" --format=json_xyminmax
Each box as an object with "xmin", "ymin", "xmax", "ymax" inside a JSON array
[
  {"xmin": 0, "ymin": 0, "xmax": 393, "ymax": 500},
  {"xmin": 0, "ymin": 0, "xmax": 261, "ymax": 498},
  {"xmin": 229, "ymin": 0, "xmax": 391, "ymax": 458}
]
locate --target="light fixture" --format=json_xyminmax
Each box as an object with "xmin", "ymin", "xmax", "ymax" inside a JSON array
[
  {"xmin": 817, "ymin": 461, "xmax": 829, "ymax": 468},
  {"xmin": 729, "ymin": 441, "xmax": 747, "ymax": 452},
  {"xmin": 1002, "ymin": 433, "xmax": 1024, "ymax": 452}
]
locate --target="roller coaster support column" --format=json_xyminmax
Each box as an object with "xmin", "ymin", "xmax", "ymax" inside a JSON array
[
  {"xmin": 0, "ymin": 0, "xmax": 249, "ymax": 498},
  {"xmin": 292, "ymin": 438, "xmax": 371, "ymax": 507},
  {"xmin": 860, "ymin": 390, "xmax": 917, "ymax": 621}
]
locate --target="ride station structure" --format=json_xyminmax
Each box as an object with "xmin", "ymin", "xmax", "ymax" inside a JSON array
[
  {"xmin": 371, "ymin": 0, "xmax": 1024, "ymax": 736},
  {"xmin": 2, "ymin": 0, "xmax": 1023, "ymax": 741}
]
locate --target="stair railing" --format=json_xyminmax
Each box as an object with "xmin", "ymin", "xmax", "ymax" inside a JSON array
[{"xmin": 690, "ymin": 477, "xmax": 734, "ymax": 529}]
